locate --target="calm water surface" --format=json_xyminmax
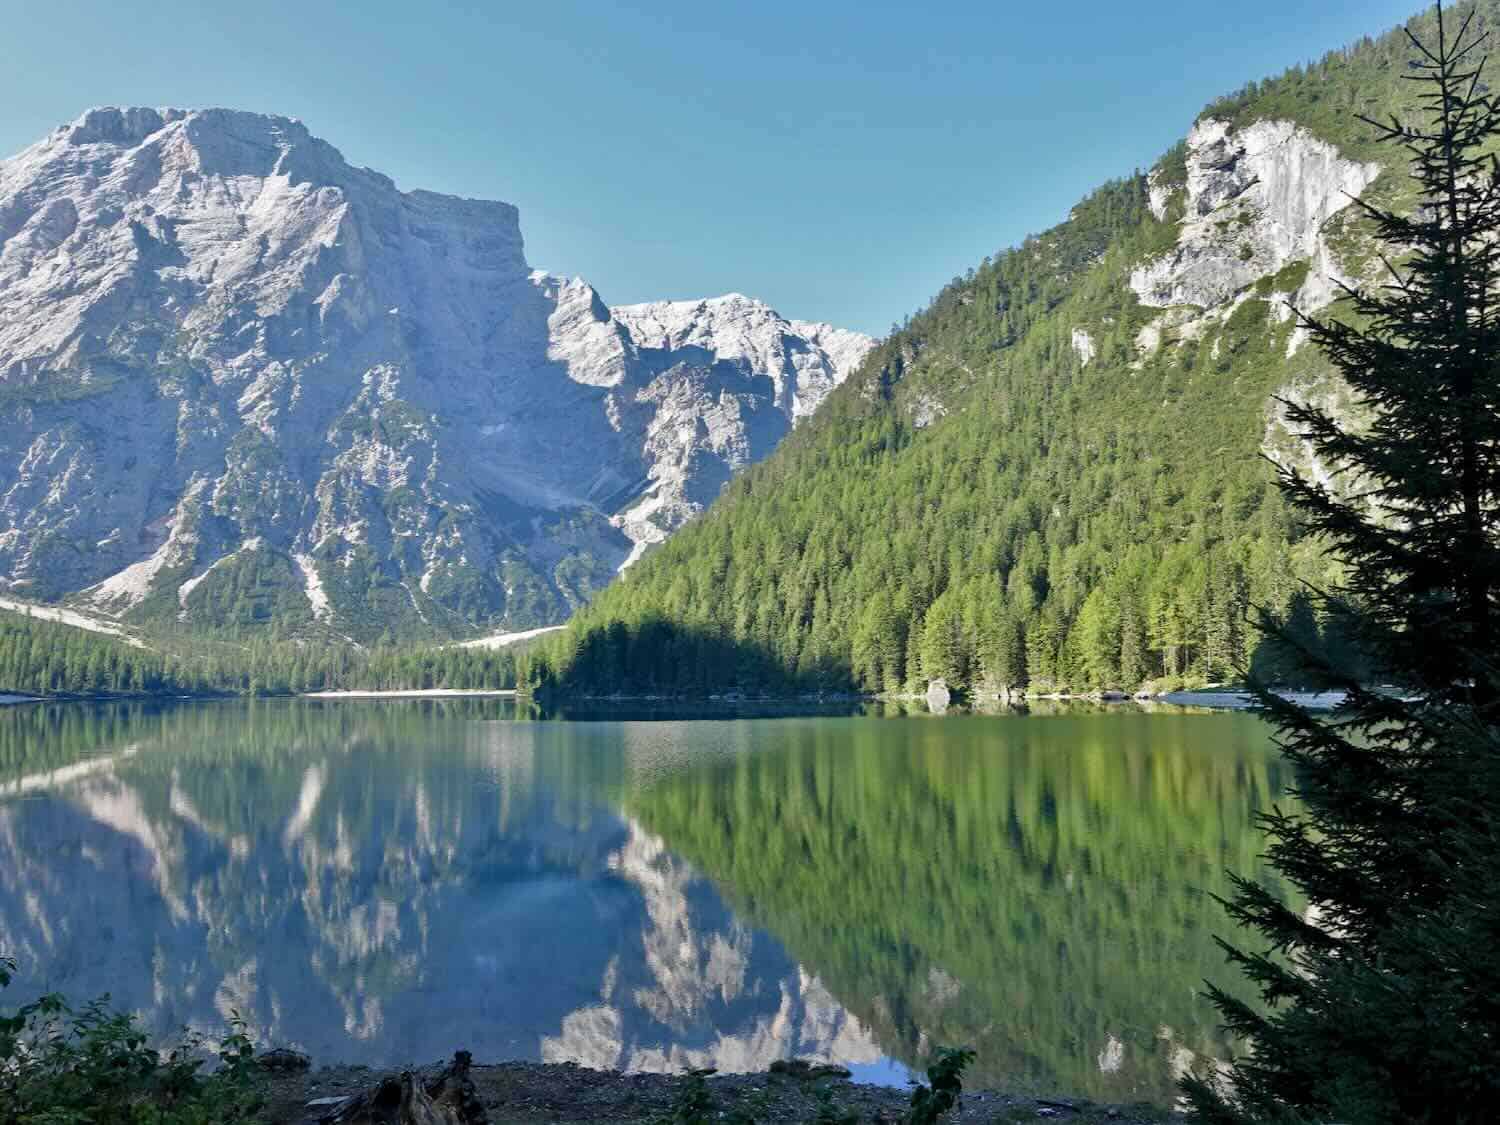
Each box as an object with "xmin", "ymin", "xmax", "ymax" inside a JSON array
[{"xmin": 0, "ymin": 699, "xmax": 1293, "ymax": 1105}]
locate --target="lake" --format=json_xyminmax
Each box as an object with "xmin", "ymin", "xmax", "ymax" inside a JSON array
[{"xmin": 0, "ymin": 699, "xmax": 1294, "ymax": 1106}]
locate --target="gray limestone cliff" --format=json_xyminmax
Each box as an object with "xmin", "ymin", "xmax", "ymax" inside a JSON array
[
  {"xmin": 1126, "ymin": 115, "xmax": 1384, "ymax": 484},
  {"xmin": 0, "ymin": 107, "xmax": 873, "ymax": 640}
]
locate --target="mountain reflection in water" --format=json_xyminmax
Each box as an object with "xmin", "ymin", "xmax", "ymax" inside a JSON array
[{"xmin": 0, "ymin": 699, "xmax": 1290, "ymax": 1105}]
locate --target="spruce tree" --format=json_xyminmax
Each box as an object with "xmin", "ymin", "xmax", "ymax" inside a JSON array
[{"xmin": 1184, "ymin": 4, "xmax": 1500, "ymax": 1122}]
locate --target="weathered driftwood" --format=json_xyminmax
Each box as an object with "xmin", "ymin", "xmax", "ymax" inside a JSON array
[{"xmin": 319, "ymin": 1051, "xmax": 486, "ymax": 1125}]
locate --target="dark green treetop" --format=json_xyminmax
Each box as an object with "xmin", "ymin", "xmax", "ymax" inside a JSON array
[{"xmin": 1184, "ymin": 5, "xmax": 1500, "ymax": 1121}]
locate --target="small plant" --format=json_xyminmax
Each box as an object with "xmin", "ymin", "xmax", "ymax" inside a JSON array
[
  {"xmin": 811, "ymin": 1080, "xmax": 860, "ymax": 1125},
  {"xmin": 725, "ymin": 1083, "xmax": 775, "ymax": 1125},
  {"xmin": 655, "ymin": 1066, "xmax": 719, "ymax": 1125},
  {"xmin": 905, "ymin": 1046, "xmax": 975, "ymax": 1125},
  {"xmin": 0, "ymin": 958, "xmax": 262, "ymax": 1125}
]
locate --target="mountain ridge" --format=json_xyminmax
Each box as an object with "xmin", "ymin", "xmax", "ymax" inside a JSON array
[
  {"xmin": 533, "ymin": 0, "xmax": 1480, "ymax": 697},
  {"xmin": 0, "ymin": 105, "xmax": 873, "ymax": 642}
]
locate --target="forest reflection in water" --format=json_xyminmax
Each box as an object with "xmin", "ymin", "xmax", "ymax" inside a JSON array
[{"xmin": 0, "ymin": 698, "xmax": 1290, "ymax": 1105}]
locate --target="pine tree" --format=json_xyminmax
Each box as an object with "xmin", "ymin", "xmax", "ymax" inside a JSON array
[{"xmin": 1184, "ymin": 6, "xmax": 1500, "ymax": 1121}]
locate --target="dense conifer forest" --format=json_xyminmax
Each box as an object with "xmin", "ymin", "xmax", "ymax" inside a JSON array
[
  {"xmin": 523, "ymin": 5, "xmax": 1497, "ymax": 699},
  {"xmin": 0, "ymin": 609, "xmax": 518, "ymax": 698}
]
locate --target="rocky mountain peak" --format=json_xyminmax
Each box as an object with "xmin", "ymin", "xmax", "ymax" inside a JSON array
[{"xmin": 0, "ymin": 107, "xmax": 873, "ymax": 639}]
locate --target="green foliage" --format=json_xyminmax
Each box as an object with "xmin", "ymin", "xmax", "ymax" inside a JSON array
[
  {"xmin": 654, "ymin": 1068, "xmax": 718, "ymax": 1125},
  {"xmin": 1201, "ymin": 1, "xmax": 1500, "ymax": 161},
  {"xmin": 179, "ymin": 546, "xmax": 314, "ymax": 632},
  {"xmin": 0, "ymin": 608, "xmax": 519, "ymax": 698},
  {"xmin": 533, "ymin": 165, "xmax": 1341, "ymax": 698},
  {"xmin": 527, "ymin": 4, "xmax": 1500, "ymax": 703},
  {"xmin": 810, "ymin": 1082, "xmax": 860, "ymax": 1125},
  {"xmin": 0, "ymin": 967, "xmax": 262, "ymax": 1125},
  {"xmin": 625, "ymin": 712, "xmax": 1293, "ymax": 1102},
  {"xmin": 905, "ymin": 1047, "xmax": 974, "ymax": 1125},
  {"xmin": 1184, "ymin": 7, "xmax": 1500, "ymax": 1122}
]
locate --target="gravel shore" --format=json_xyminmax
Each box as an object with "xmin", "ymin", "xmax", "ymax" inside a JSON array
[{"xmin": 259, "ymin": 1058, "xmax": 1174, "ymax": 1124}]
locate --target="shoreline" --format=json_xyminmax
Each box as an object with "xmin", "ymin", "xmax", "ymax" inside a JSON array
[
  {"xmin": 0, "ymin": 685, "xmax": 1345, "ymax": 713},
  {"xmin": 551, "ymin": 687, "xmax": 1346, "ymax": 712},
  {"xmin": 300, "ymin": 688, "xmax": 518, "ymax": 699},
  {"xmin": 0, "ymin": 690, "xmax": 235, "ymax": 707},
  {"xmin": 259, "ymin": 1057, "xmax": 1170, "ymax": 1125}
]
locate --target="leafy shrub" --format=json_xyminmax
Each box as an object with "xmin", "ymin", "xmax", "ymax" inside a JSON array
[
  {"xmin": 0, "ymin": 957, "xmax": 263, "ymax": 1124},
  {"xmin": 906, "ymin": 1047, "xmax": 975, "ymax": 1125},
  {"xmin": 654, "ymin": 1067, "xmax": 718, "ymax": 1125}
]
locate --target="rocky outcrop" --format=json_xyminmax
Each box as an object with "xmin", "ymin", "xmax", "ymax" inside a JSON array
[
  {"xmin": 1130, "ymin": 118, "xmax": 1380, "ymax": 310},
  {"xmin": 0, "ymin": 107, "xmax": 873, "ymax": 638},
  {"xmin": 1069, "ymin": 328, "xmax": 1095, "ymax": 366}
]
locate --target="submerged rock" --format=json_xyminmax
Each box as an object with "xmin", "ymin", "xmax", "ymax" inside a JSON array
[{"xmin": 768, "ymin": 1058, "xmax": 853, "ymax": 1080}]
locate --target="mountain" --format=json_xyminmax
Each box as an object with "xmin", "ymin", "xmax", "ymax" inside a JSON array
[
  {"xmin": 535, "ymin": 1, "xmax": 1469, "ymax": 697},
  {"xmin": 0, "ymin": 108, "xmax": 872, "ymax": 642}
]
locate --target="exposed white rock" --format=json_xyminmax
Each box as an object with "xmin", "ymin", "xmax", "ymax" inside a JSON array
[
  {"xmin": 0, "ymin": 107, "xmax": 874, "ymax": 637},
  {"xmin": 1131, "ymin": 118, "xmax": 1380, "ymax": 310},
  {"xmin": 1285, "ymin": 238, "xmax": 1357, "ymax": 356},
  {"xmin": 1134, "ymin": 320, "xmax": 1164, "ymax": 357},
  {"xmin": 909, "ymin": 393, "xmax": 947, "ymax": 429},
  {"xmin": 1263, "ymin": 380, "xmax": 1352, "ymax": 497},
  {"xmin": 293, "ymin": 553, "xmax": 331, "ymax": 619},
  {"xmin": 613, "ymin": 295, "xmax": 870, "ymax": 424},
  {"xmin": 1070, "ymin": 327, "xmax": 1096, "ymax": 366},
  {"xmin": 0, "ymin": 594, "xmax": 146, "ymax": 647},
  {"xmin": 1146, "ymin": 168, "xmax": 1175, "ymax": 223},
  {"xmin": 1132, "ymin": 306, "xmax": 1204, "ymax": 360},
  {"xmin": 1097, "ymin": 1034, "xmax": 1125, "ymax": 1074}
]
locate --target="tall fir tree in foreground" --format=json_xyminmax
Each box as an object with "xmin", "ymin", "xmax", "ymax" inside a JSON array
[{"xmin": 1184, "ymin": 4, "xmax": 1500, "ymax": 1122}]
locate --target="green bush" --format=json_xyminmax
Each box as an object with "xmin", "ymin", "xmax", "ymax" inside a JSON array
[
  {"xmin": 906, "ymin": 1047, "xmax": 975, "ymax": 1125},
  {"xmin": 0, "ymin": 957, "xmax": 263, "ymax": 1124}
]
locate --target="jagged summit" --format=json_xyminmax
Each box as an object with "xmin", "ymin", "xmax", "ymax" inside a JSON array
[{"xmin": 0, "ymin": 107, "xmax": 873, "ymax": 640}]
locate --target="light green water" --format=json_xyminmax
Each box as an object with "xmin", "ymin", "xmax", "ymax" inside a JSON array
[{"xmin": 0, "ymin": 699, "xmax": 1290, "ymax": 1105}]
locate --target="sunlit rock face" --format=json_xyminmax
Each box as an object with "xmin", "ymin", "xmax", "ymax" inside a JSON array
[
  {"xmin": 0, "ymin": 108, "xmax": 873, "ymax": 638},
  {"xmin": 1123, "ymin": 117, "xmax": 1382, "ymax": 487},
  {"xmin": 1129, "ymin": 118, "xmax": 1379, "ymax": 311}
]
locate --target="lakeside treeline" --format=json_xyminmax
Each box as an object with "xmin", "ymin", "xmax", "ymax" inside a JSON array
[
  {"xmin": 518, "ymin": 163, "xmax": 1358, "ymax": 701},
  {"xmin": 0, "ymin": 609, "xmax": 520, "ymax": 698}
]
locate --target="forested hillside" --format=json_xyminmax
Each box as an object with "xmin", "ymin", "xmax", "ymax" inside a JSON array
[
  {"xmin": 0, "ymin": 609, "xmax": 518, "ymax": 698},
  {"xmin": 531, "ymin": 1, "xmax": 1482, "ymax": 698}
]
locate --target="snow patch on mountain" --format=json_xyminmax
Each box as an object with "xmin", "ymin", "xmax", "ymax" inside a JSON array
[{"xmin": 457, "ymin": 624, "xmax": 564, "ymax": 649}]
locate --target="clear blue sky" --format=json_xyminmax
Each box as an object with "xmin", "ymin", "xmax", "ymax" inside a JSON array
[{"xmin": 1, "ymin": 0, "xmax": 1420, "ymax": 334}]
